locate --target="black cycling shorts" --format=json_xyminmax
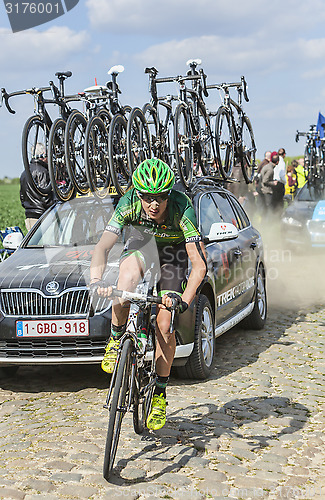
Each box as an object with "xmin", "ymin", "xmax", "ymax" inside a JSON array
[{"xmin": 120, "ymin": 231, "xmax": 188, "ymax": 297}]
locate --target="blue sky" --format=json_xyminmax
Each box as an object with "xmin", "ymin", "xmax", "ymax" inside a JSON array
[{"xmin": 1, "ymin": 0, "xmax": 325, "ymax": 178}]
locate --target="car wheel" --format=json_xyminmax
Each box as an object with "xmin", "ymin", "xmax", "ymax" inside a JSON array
[
  {"xmin": 242, "ymin": 265, "xmax": 267, "ymax": 330},
  {"xmin": 177, "ymin": 295, "xmax": 215, "ymax": 380}
]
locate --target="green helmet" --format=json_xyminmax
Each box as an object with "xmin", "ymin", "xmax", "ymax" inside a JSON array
[{"xmin": 132, "ymin": 158, "xmax": 175, "ymax": 194}]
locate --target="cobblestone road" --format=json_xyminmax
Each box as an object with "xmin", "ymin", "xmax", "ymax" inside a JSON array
[{"xmin": 1, "ymin": 234, "xmax": 325, "ymax": 499}]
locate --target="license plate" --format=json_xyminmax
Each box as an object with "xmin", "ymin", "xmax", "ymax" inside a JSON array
[{"xmin": 16, "ymin": 319, "xmax": 89, "ymax": 337}]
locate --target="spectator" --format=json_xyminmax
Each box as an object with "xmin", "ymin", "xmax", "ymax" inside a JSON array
[
  {"xmin": 272, "ymin": 147, "xmax": 286, "ymax": 211},
  {"xmin": 295, "ymin": 158, "xmax": 308, "ymax": 189},
  {"xmin": 257, "ymin": 151, "xmax": 272, "ymax": 174},
  {"xmin": 260, "ymin": 152, "xmax": 279, "ymax": 217},
  {"xmin": 284, "ymin": 164, "xmax": 298, "ymax": 201},
  {"xmin": 19, "ymin": 143, "xmax": 55, "ymax": 232},
  {"xmin": 255, "ymin": 151, "xmax": 271, "ymax": 210}
]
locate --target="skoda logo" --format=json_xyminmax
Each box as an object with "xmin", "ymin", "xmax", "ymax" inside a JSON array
[{"xmin": 45, "ymin": 281, "xmax": 60, "ymax": 294}]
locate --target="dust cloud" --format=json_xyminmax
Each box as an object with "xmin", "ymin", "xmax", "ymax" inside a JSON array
[{"xmin": 255, "ymin": 222, "xmax": 325, "ymax": 310}]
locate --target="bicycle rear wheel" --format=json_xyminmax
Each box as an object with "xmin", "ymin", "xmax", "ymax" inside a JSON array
[
  {"xmin": 127, "ymin": 107, "xmax": 151, "ymax": 172},
  {"xmin": 109, "ymin": 113, "xmax": 132, "ymax": 196},
  {"xmin": 85, "ymin": 115, "xmax": 111, "ymax": 199},
  {"xmin": 241, "ymin": 116, "xmax": 256, "ymax": 183},
  {"xmin": 197, "ymin": 105, "xmax": 217, "ymax": 176},
  {"xmin": 103, "ymin": 339, "xmax": 133, "ymax": 480},
  {"xmin": 65, "ymin": 111, "xmax": 89, "ymax": 194},
  {"xmin": 22, "ymin": 115, "xmax": 52, "ymax": 195},
  {"xmin": 142, "ymin": 103, "xmax": 159, "ymax": 158},
  {"xmin": 215, "ymin": 106, "xmax": 234, "ymax": 179},
  {"xmin": 48, "ymin": 118, "xmax": 75, "ymax": 201},
  {"xmin": 174, "ymin": 103, "xmax": 193, "ymax": 187}
]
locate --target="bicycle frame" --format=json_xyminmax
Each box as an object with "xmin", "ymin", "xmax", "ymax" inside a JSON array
[{"xmin": 210, "ymin": 79, "xmax": 247, "ymax": 155}]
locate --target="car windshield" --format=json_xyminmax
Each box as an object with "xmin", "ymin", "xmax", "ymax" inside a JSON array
[
  {"xmin": 297, "ymin": 184, "xmax": 325, "ymax": 202},
  {"xmin": 26, "ymin": 197, "xmax": 116, "ymax": 247}
]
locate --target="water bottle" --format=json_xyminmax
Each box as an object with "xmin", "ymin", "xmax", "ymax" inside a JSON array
[{"xmin": 137, "ymin": 327, "xmax": 147, "ymax": 353}]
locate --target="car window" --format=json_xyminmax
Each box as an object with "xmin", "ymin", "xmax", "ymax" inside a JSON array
[
  {"xmin": 229, "ymin": 196, "xmax": 250, "ymax": 229},
  {"xmin": 211, "ymin": 192, "xmax": 240, "ymax": 229},
  {"xmin": 26, "ymin": 199, "xmax": 115, "ymax": 247},
  {"xmin": 199, "ymin": 193, "xmax": 223, "ymax": 236}
]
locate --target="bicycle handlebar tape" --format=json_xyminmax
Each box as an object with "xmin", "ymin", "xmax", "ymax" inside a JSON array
[{"xmin": 4, "ymin": 0, "xmax": 80, "ymax": 33}]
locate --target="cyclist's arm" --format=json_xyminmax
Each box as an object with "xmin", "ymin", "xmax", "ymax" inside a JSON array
[
  {"xmin": 181, "ymin": 241, "xmax": 207, "ymax": 306},
  {"xmin": 90, "ymin": 230, "xmax": 119, "ymax": 283}
]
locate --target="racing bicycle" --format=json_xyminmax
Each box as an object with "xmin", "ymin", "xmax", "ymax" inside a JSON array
[
  {"xmin": 84, "ymin": 65, "xmax": 133, "ymax": 198},
  {"xmin": 142, "ymin": 66, "xmax": 179, "ymax": 167},
  {"xmin": 209, "ymin": 76, "xmax": 256, "ymax": 183},
  {"xmin": 295, "ymin": 126, "xmax": 325, "ymax": 188},
  {"xmin": 90, "ymin": 284, "xmax": 179, "ymax": 480},
  {"xmin": 1, "ymin": 72, "xmax": 80, "ymax": 200}
]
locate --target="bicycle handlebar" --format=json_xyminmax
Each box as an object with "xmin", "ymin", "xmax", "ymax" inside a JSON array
[
  {"xmin": 109, "ymin": 287, "xmax": 163, "ymax": 304},
  {"xmin": 1, "ymin": 86, "xmax": 52, "ymax": 114},
  {"xmin": 241, "ymin": 76, "xmax": 249, "ymax": 102},
  {"xmin": 207, "ymin": 76, "xmax": 249, "ymax": 101}
]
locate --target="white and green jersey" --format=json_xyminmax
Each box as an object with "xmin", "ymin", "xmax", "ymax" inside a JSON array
[{"xmin": 105, "ymin": 188, "xmax": 202, "ymax": 247}]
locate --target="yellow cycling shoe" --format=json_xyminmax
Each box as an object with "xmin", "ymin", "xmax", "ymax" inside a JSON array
[
  {"xmin": 146, "ymin": 394, "xmax": 167, "ymax": 431},
  {"xmin": 101, "ymin": 337, "xmax": 120, "ymax": 373}
]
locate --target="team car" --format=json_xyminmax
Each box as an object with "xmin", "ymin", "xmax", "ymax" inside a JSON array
[
  {"xmin": 0, "ymin": 178, "xmax": 267, "ymax": 379},
  {"xmin": 281, "ymin": 182, "xmax": 325, "ymax": 249}
]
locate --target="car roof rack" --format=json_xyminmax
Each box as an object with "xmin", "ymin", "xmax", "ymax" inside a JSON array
[{"xmin": 185, "ymin": 175, "xmax": 239, "ymax": 194}]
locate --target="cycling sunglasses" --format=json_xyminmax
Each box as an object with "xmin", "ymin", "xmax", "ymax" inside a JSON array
[{"xmin": 137, "ymin": 191, "xmax": 170, "ymax": 204}]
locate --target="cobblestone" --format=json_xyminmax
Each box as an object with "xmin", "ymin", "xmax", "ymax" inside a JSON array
[{"xmin": 2, "ymin": 247, "xmax": 325, "ymax": 498}]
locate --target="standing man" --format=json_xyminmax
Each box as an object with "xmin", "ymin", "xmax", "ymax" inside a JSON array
[
  {"xmin": 255, "ymin": 151, "xmax": 272, "ymax": 211},
  {"xmin": 260, "ymin": 153, "xmax": 279, "ymax": 217},
  {"xmin": 272, "ymin": 148, "xmax": 286, "ymax": 211},
  {"xmin": 19, "ymin": 143, "xmax": 55, "ymax": 231}
]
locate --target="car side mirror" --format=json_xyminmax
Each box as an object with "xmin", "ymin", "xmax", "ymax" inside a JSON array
[{"xmin": 205, "ymin": 222, "xmax": 239, "ymax": 242}]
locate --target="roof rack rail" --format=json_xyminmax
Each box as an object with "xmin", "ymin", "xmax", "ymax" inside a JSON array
[{"xmin": 186, "ymin": 175, "xmax": 239, "ymax": 194}]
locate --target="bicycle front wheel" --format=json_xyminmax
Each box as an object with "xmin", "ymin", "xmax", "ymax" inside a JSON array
[
  {"xmin": 241, "ymin": 116, "xmax": 256, "ymax": 183},
  {"xmin": 109, "ymin": 113, "xmax": 131, "ymax": 196},
  {"xmin": 103, "ymin": 339, "xmax": 133, "ymax": 480},
  {"xmin": 127, "ymin": 107, "xmax": 151, "ymax": 172},
  {"xmin": 85, "ymin": 115, "xmax": 111, "ymax": 199},
  {"xmin": 48, "ymin": 118, "xmax": 75, "ymax": 201},
  {"xmin": 215, "ymin": 106, "xmax": 234, "ymax": 179},
  {"xmin": 174, "ymin": 103, "xmax": 193, "ymax": 187},
  {"xmin": 22, "ymin": 115, "xmax": 51, "ymax": 195},
  {"xmin": 65, "ymin": 111, "xmax": 89, "ymax": 194}
]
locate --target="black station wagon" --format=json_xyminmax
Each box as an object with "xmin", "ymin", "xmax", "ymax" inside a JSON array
[{"xmin": 0, "ymin": 178, "xmax": 267, "ymax": 379}]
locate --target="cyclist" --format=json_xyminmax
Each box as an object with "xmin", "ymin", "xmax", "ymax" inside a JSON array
[{"xmin": 90, "ymin": 158, "xmax": 207, "ymax": 431}]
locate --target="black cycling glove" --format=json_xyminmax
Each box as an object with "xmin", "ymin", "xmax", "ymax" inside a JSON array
[
  {"xmin": 89, "ymin": 280, "xmax": 105, "ymax": 296},
  {"xmin": 165, "ymin": 292, "xmax": 188, "ymax": 313}
]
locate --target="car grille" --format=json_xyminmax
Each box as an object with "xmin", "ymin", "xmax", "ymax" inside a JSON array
[
  {"xmin": 0, "ymin": 338, "xmax": 106, "ymax": 359},
  {"xmin": 0, "ymin": 288, "xmax": 110, "ymax": 318}
]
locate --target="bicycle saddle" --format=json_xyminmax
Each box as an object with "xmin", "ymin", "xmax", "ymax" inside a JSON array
[
  {"xmin": 145, "ymin": 67, "xmax": 158, "ymax": 76},
  {"xmin": 55, "ymin": 71, "xmax": 72, "ymax": 79},
  {"xmin": 186, "ymin": 59, "xmax": 202, "ymax": 67}
]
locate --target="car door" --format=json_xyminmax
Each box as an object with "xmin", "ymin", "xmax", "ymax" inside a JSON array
[
  {"xmin": 198, "ymin": 192, "xmax": 242, "ymax": 325},
  {"xmin": 226, "ymin": 195, "xmax": 259, "ymax": 308}
]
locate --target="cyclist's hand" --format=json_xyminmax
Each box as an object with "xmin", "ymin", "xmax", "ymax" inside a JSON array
[
  {"xmin": 163, "ymin": 292, "xmax": 188, "ymax": 313},
  {"xmin": 89, "ymin": 281, "xmax": 113, "ymax": 298}
]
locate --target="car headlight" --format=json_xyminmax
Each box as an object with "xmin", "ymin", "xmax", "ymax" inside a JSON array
[{"xmin": 281, "ymin": 217, "xmax": 303, "ymax": 227}]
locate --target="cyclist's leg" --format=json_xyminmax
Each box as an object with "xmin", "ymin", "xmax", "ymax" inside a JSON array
[
  {"xmin": 147, "ymin": 243, "xmax": 188, "ymax": 430},
  {"xmin": 102, "ymin": 247, "xmax": 146, "ymax": 374}
]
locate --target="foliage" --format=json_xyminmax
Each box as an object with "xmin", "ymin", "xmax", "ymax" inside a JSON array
[{"xmin": 0, "ymin": 184, "xmax": 25, "ymax": 248}]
